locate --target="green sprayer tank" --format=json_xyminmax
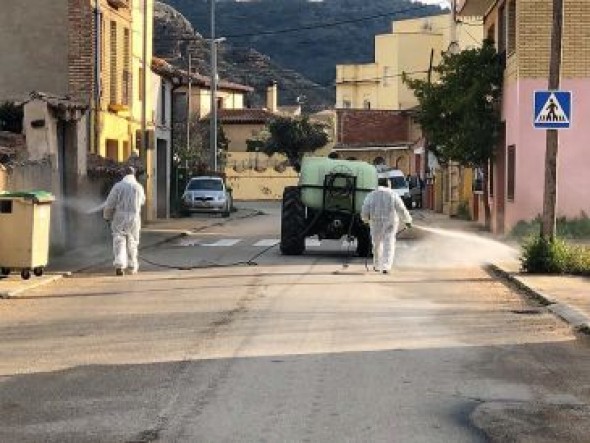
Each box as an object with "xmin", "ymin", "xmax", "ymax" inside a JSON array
[
  {"xmin": 280, "ymin": 157, "xmax": 377, "ymax": 257},
  {"xmin": 299, "ymin": 157, "xmax": 378, "ymax": 213}
]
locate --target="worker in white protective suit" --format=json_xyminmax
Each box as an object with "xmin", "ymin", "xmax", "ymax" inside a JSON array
[
  {"xmin": 361, "ymin": 177, "xmax": 412, "ymax": 274},
  {"xmin": 103, "ymin": 166, "xmax": 146, "ymax": 276}
]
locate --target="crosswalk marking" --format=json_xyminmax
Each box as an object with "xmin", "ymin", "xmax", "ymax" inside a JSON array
[
  {"xmin": 177, "ymin": 237, "xmax": 411, "ymax": 249},
  {"xmin": 253, "ymin": 239, "xmax": 280, "ymax": 247},
  {"xmin": 202, "ymin": 239, "xmax": 242, "ymax": 247}
]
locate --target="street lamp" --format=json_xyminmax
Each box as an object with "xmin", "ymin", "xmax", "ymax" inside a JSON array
[{"xmin": 209, "ymin": 0, "xmax": 226, "ymax": 172}]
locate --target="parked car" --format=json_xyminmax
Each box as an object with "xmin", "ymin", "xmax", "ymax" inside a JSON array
[
  {"xmin": 181, "ymin": 176, "xmax": 232, "ymax": 217},
  {"xmin": 407, "ymin": 175, "xmax": 424, "ymax": 209},
  {"xmin": 377, "ymin": 169, "xmax": 412, "ymax": 208}
]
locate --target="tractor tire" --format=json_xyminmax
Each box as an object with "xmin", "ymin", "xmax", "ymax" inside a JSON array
[
  {"xmin": 280, "ymin": 186, "xmax": 306, "ymax": 255},
  {"xmin": 356, "ymin": 224, "xmax": 372, "ymax": 258}
]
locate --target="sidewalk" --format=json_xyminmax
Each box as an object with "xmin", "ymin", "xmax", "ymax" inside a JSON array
[
  {"xmin": 491, "ymin": 262, "xmax": 590, "ymax": 334},
  {"xmin": 415, "ymin": 210, "xmax": 590, "ymax": 334},
  {"xmin": 0, "ymin": 206, "xmax": 262, "ymax": 299}
]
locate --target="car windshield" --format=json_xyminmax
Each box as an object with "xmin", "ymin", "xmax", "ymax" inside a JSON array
[
  {"xmin": 390, "ymin": 176, "xmax": 407, "ymax": 189},
  {"xmin": 187, "ymin": 179, "xmax": 223, "ymax": 191}
]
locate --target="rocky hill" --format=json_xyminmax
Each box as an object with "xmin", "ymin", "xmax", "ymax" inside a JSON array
[
  {"xmin": 161, "ymin": 0, "xmax": 445, "ymax": 86},
  {"xmin": 154, "ymin": 1, "xmax": 335, "ymax": 111}
]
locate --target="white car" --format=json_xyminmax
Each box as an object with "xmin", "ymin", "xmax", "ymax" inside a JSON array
[
  {"xmin": 181, "ymin": 176, "xmax": 232, "ymax": 217},
  {"xmin": 377, "ymin": 169, "xmax": 412, "ymax": 208}
]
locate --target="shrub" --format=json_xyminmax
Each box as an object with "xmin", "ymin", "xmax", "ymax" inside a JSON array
[
  {"xmin": 567, "ymin": 245, "xmax": 590, "ymax": 276},
  {"xmin": 511, "ymin": 214, "xmax": 590, "ymax": 240},
  {"xmin": 455, "ymin": 200, "xmax": 471, "ymax": 220},
  {"xmin": 520, "ymin": 236, "xmax": 570, "ymax": 274},
  {"xmin": 521, "ymin": 235, "xmax": 590, "ymax": 275}
]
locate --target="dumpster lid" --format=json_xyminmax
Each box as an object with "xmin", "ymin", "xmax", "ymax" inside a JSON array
[{"xmin": 0, "ymin": 190, "xmax": 55, "ymax": 203}]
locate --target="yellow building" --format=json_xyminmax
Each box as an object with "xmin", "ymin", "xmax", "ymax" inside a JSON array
[
  {"xmin": 336, "ymin": 14, "xmax": 483, "ymax": 111},
  {"xmin": 94, "ymin": 0, "xmax": 154, "ymax": 162}
]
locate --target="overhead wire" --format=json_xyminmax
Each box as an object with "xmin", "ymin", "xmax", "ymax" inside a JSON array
[{"xmin": 156, "ymin": 3, "xmax": 442, "ymax": 41}]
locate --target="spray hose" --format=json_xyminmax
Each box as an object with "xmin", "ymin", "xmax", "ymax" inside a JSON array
[{"xmin": 137, "ymin": 241, "xmax": 279, "ymax": 271}]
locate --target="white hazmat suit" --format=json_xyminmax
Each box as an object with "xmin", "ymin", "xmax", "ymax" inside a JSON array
[
  {"xmin": 103, "ymin": 173, "xmax": 146, "ymax": 275},
  {"xmin": 361, "ymin": 185, "xmax": 412, "ymax": 273}
]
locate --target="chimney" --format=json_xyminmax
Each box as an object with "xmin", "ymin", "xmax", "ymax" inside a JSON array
[{"xmin": 266, "ymin": 80, "xmax": 278, "ymax": 113}]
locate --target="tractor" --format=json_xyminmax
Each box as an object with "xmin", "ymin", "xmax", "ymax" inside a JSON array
[{"xmin": 280, "ymin": 157, "xmax": 377, "ymax": 257}]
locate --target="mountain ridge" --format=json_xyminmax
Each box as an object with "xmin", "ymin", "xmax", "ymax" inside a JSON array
[{"xmin": 154, "ymin": 1, "xmax": 334, "ymax": 110}]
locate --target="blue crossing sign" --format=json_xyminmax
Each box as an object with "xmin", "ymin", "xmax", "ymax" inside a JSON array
[{"xmin": 534, "ymin": 91, "xmax": 572, "ymax": 129}]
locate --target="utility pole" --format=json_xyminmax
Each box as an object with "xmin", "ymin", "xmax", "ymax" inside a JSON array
[
  {"xmin": 186, "ymin": 51, "xmax": 192, "ymax": 172},
  {"xmin": 541, "ymin": 0, "xmax": 564, "ymax": 240},
  {"xmin": 141, "ymin": 0, "xmax": 148, "ymax": 154},
  {"xmin": 210, "ymin": 0, "xmax": 217, "ymax": 172},
  {"xmin": 423, "ymin": 48, "xmax": 435, "ymax": 209}
]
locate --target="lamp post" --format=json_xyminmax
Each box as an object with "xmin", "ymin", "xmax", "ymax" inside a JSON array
[{"xmin": 209, "ymin": 0, "xmax": 226, "ymax": 172}]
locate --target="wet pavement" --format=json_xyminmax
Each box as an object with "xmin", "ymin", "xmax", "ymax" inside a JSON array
[{"xmin": 2, "ymin": 205, "xmax": 589, "ymax": 337}]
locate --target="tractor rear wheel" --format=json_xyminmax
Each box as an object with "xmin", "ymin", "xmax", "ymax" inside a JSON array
[
  {"xmin": 280, "ymin": 186, "xmax": 306, "ymax": 255},
  {"xmin": 356, "ymin": 223, "xmax": 372, "ymax": 257}
]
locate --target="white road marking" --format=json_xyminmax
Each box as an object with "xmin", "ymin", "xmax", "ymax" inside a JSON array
[
  {"xmin": 202, "ymin": 239, "xmax": 242, "ymax": 247},
  {"xmin": 178, "ymin": 237, "xmax": 412, "ymax": 250},
  {"xmin": 253, "ymin": 239, "xmax": 280, "ymax": 247},
  {"xmin": 178, "ymin": 239, "xmax": 201, "ymax": 247}
]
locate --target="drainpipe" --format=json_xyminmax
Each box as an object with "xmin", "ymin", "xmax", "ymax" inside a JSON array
[{"xmin": 94, "ymin": 1, "xmax": 102, "ymax": 154}]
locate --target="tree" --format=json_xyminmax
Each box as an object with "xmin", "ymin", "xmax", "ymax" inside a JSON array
[
  {"xmin": 173, "ymin": 112, "xmax": 207, "ymax": 172},
  {"xmin": 261, "ymin": 116, "xmax": 329, "ymax": 170},
  {"xmin": 201, "ymin": 122, "xmax": 230, "ymax": 172},
  {"xmin": 404, "ymin": 40, "xmax": 504, "ymax": 229}
]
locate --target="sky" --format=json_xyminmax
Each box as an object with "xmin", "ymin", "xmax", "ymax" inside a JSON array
[{"xmin": 411, "ymin": 0, "xmax": 450, "ymax": 8}]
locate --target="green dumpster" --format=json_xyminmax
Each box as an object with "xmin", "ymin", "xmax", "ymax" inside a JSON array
[{"xmin": 0, "ymin": 191, "xmax": 55, "ymax": 280}]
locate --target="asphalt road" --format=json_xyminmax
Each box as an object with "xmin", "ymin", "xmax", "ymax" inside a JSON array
[{"xmin": 1, "ymin": 203, "xmax": 589, "ymax": 442}]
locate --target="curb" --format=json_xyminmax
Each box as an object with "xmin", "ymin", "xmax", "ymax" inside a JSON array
[
  {"xmin": 0, "ymin": 274, "xmax": 64, "ymax": 299},
  {"xmin": 489, "ymin": 263, "xmax": 590, "ymax": 334}
]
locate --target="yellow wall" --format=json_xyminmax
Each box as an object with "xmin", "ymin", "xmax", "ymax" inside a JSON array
[
  {"xmin": 177, "ymin": 84, "xmax": 247, "ymax": 119},
  {"xmin": 335, "ymin": 13, "xmax": 483, "ymax": 111},
  {"xmin": 225, "ymin": 167, "xmax": 298, "ymax": 200},
  {"xmin": 224, "ymin": 123, "xmax": 264, "ymax": 152},
  {"xmin": 0, "ymin": 166, "xmax": 6, "ymax": 191},
  {"xmin": 94, "ymin": 0, "xmax": 155, "ymax": 162}
]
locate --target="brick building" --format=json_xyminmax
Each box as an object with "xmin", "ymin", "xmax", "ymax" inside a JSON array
[{"xmin": 333, "ymin": 109, "xmax": 420, "ymax": 175}]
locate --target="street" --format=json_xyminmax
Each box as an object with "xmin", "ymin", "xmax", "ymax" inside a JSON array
[{"xmin": 1, "ymin": 203, "xmax": 589, "ymax": 442}]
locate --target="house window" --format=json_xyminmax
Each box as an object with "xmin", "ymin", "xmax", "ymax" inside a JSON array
[
  {"xmin": 122, "ymin": 28, "xmax": 130, "ymax": 105},
  {"xmin": 217, "ymin": 97, "xmax": 224, "ymax": 110},
  {"xmin": 363, "ymin": 100, "xmax": 371, "ymax": 110},
  {"xmin": 109, "ymin": 21, "xmax": 118, "ymax": 104},
  {"xmin": 173, "ymin": 92, "xmax": 187, "ymax": 122},
  {"xmin": 383, "ymin": 66, "xmax": 392, "ymax": 87},
  {"xmin": 106, "ymin": 139, "xmax": 118, "ymax": 161},
  {"xmin": 507, "ymin": 145, "xmax": 516, "ymax": 201},
  {"xmin": 498, "ymin": 3, "xmax": 506, "ymax": 54},
  {"xmin": 507, "ymin": 0, "xmax": 516, "ymax": 55},
  {"xmin": 160, "ymin": 83, "xmax": 166, "ymax": 125}
]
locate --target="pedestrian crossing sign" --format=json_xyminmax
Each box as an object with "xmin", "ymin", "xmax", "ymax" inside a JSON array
[{"xmin": 534, "ymin": 91, "xmax": 571, "ymax": 129}]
